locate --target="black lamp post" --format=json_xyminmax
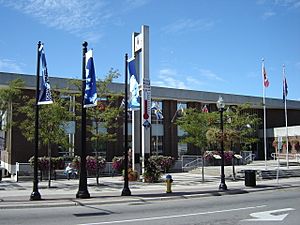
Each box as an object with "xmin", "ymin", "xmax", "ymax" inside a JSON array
[
  {"xmin": 30, "ymin": 41, "xmax": 42, "ymax": 201},
  {"xmin": 76, "ymin": 41, "xmax": 90, "ymax": 199},
  {"xmin": 217, "ymin": 96, "xmax": 227, "ymax": 191},
  {"xmin": 121, "ymin": 53, "xmax": 131, "ymax": 196}
]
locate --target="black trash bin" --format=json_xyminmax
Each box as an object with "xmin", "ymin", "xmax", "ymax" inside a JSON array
[{"xmin": 244, "ymin": 170, "xmax": 256, "ymax": 187}]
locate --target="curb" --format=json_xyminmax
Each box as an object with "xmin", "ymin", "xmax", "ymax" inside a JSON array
[{"xmin": 1, "ymin": 184, "xmax": 297, "ymax": 210}]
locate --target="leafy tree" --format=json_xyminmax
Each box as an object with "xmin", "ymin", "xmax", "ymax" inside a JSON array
[
  {"xmin": 0, "ymin": 79, "xmax": 24, "ymax": 131},
  {"xmin": 68, "ymin": 69, "xmax": 122, "ymax": 185},
  {"xmin": 18, "ymin": 92, "xmax": 73, "ymax": 187},
  {"xmin": 176, "ymin": 108, "xmax": 216, "ymax": 182}
]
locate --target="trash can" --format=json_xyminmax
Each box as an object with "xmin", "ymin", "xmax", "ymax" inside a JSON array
[
  {"xmin": 244, "ymin": 170, "xmax": 256, "ymax": 187},
  {"xmin": 0, "ymin": 167, "xmax": 2, "ymax": 181}
]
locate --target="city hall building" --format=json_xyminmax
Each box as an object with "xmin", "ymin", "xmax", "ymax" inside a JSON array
[{"xmin": 1, "ymin": 72, "xmax": 300, "ymax": 175}]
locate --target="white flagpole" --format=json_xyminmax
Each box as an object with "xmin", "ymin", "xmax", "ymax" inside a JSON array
[
  {"xmin": 283, "ymin": 65, "xmax": 289, "ymax": 168},
  {"xmin": 262, "ymin": 59, "xmax": 267, "ymax": 169}
]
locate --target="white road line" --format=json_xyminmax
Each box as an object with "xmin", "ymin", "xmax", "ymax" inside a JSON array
[{"xmin": 77, "ymin": 205, "xmax": 267, "ymax": 225}]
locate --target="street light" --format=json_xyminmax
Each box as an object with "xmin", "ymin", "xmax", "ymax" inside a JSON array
[
  {"xmin": 121, "ymin": 53, "xmax": 131, "ymax": 196},
  {"xmin": 216, "ymin": 96, "xmax": 227, "ymax": 191}
]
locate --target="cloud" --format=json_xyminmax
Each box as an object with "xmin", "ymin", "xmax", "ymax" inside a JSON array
[
  {"xmin": 0, "ymin": 59, "xmax": 24, "ymax": 73},
  {"xmin": 262, "ymin": 11, "xmax": 276, "ymax": 19},
  {"xmin": 1, "ymin": 0, "xmax": 111, "ymax": 42},
  {"xmin": 152, "ymin": 68, "xmax": 187, "ymax": 89},
  {"xmin": 123, "ymin": 0, "xmax": 150, "ymax": 11},
  {"xmin": 162, "ymin": 18, "xmax": 215, "ymax": 34},
  {"xmin": 274, "ymin": 0, "xmax": 300, "ymax": 8},
  {"xmin": 198, "ymin": 68, "xmax": 224, "ymax": 82}
]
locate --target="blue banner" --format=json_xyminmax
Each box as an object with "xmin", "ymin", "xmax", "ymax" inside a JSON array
[
  {"xmin": 38, "ymin": 44, "xmax": 53, "ymax": 105},
  {"xmin": 128, "ymin": 58, "xmax": 140, "ymax": 110},
  {"xmin": 84, "ymin": 49, "xmax": 97, "ymax": 108}
]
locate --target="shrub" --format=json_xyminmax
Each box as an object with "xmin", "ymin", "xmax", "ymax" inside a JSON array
[
  {"xmin": 143, "ymin": 158, "xmax": 162, "ymax": 183},
  {"xmin": 112, "ymin": 156, "xmax": 124, "ymax": 173}
]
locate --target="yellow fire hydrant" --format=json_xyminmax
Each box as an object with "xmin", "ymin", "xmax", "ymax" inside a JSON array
[{"xmin": 165, "ymin": 174, "xmax": 173, "ymax": 193}]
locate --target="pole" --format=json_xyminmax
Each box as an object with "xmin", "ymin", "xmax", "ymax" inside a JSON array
[
  {"xmin": 262, "ymin": 59, "xmax": 267, "ymax": 170},
  {"xmin": 122, "ymin": 53, "xmax": 131, "ymax": 196},
  {"xmin": 219, "ymin": 108, "xmax": 227, "ymax": 190},
  {"xmin": 283, "ymin": 65, "xmax": 289, "ymax": 168},
  {"xmin": 30, "ymin": 41, "xmax": 42, "ymax": 201},
  {"xmin": 76, "ymin": 41, "xmax": 90, "ymax": 199}
]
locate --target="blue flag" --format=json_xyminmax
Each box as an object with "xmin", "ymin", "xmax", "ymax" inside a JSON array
[
  {"xmin": 84, "ymin": 49, "xmax": 97, "ymax": 108},
  {"xmin": 283, "ymin": 76, "xmax": 288, "ymax": 102},
  {"xmin": 151, "ymin": 101, "xmax": 163, "ymax": 120},
  {"xmin": 38, "ymin": 44, "xmax": 53, "ymax": 105},
  {"xmin": 128, "ymin": 58, "xmax": 140, "ymax": 110}
]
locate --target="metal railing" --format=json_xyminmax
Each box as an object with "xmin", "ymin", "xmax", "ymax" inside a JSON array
[
  {"xmin": 243, "ymin": 153, "xmax": 256, "ymax": 164},
  {"xmin": 182, "ymin": 157, "xmax": 203, "ymax": 172},
  {"xmin": 271, "ymin": 153, "xmax": 300, "ymax": 162}
]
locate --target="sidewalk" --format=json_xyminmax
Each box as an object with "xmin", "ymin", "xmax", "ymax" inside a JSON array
[{"xmin": 1, "ymin": 169, "xmax": 300, "ymax": 209}]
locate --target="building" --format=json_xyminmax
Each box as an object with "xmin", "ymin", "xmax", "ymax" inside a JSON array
[{"xmin": 1, "ymin": 72, "xmax": 300, "ymax": 175}]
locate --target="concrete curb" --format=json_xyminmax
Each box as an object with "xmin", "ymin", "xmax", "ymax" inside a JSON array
[{"xmin": 1, "ymin": 183, "xmax": 299, "ymax": 209}]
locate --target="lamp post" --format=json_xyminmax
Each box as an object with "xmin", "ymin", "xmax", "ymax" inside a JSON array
[
  {"xmin": 216, "ymin": 96, "xmax": 227, "ymax": 191},
  {"xmin": 76, "ymin": 41, "xmax": 90, "ymax": 199},
  {"xmin": 30, "ymin": 41, "xmax": 42, "ymax": 200},
  {"xmin": 121, "ymin": 53, "xmax": 131, "ymax": 196}
]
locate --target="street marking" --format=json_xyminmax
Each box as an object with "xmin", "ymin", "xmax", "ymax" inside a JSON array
[
  {"xmin": 243, "ymin": 208, "xmax": 295, "ymax": 221},
  {"xmin": 77, "ymin": 205, "xmax": 266, "ymax": 225}
]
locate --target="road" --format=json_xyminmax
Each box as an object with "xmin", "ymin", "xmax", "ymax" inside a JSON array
[{"xmin": 0, "ymin": 187, "xmax": 299, "ymax": 225}]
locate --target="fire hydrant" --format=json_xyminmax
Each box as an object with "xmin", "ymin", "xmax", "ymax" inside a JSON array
[{"xmin": 165, "ymin": 174, "xmax": 173, "ymax": 193}]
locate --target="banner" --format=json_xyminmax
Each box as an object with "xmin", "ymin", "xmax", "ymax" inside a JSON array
[
  {"xmin": 37, "ymin": 44, "xmax": 53, "ymax": 105},
  {"xmin": 128, "ymin": 58, "xmax": 140, "ymax": 110},
  {"xmin": 84, "ymin": 49, "xmax": 97, "ymax": 108}
]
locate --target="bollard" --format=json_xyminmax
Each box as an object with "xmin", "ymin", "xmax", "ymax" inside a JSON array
[{"xmin": 165, "ymin": 174, "xmax": 173, "ymax": 193}]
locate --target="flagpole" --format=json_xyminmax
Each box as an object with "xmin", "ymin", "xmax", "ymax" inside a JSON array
[
  {"xmin": 76, "ymin": 41, "xmax": 90, "ymax": 199},
  {"xmin": 262, "ymin": 59, "xmax": 267, "ymax": 170},
  {"xmin": 283, "ymin": 65, "xmax": 289, "ymax": 168},
  {"xmin": 30, "ymin": 41, "xmax": 42, "ymax": 201}
]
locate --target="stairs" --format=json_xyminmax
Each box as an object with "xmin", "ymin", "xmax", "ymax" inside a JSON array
[{"xmin": 259, "ymin": 168, "xmax": 300, "ymax": 179}]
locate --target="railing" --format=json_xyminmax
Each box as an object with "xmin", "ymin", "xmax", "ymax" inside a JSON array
[
  {"xmin": 182, "ymin": 157, "xmax": 203, "ymax": 172},
  {"xmin": 243, "ymin": 153, "xmax": 256, "ymax": 164},
  {"xmin": 271, "ymin": 153, "xmax": 300, "ymax": 162}
]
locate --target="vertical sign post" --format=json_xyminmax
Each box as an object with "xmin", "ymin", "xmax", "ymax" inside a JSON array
[{"xmin": 131, "ymin": 25, "xmax": 150, "ymax": 177}]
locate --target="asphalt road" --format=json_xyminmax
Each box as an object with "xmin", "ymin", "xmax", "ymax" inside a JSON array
[{"xmin": 0, "ymin": 187, "xmax": 299, "ymax": 225}]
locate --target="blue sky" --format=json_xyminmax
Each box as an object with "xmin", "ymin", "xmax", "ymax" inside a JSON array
[{"xmin": 0, "ymin": 0, "xmax": 299, "ymax": 100}]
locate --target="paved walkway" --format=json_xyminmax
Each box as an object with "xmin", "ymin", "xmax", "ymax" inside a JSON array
[{"xmin": 0, "ymin": 162, "xmax": 299, "ymax": 209}]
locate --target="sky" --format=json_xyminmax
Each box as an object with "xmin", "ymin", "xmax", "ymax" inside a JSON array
[{"xmin": 0, "ymin": 0, "xmax": 300, "ymax": 101}]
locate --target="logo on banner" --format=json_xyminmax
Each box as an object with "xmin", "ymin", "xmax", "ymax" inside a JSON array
[
  {"xmin": 38, "ymin": 44, "xmax": 53, "ymax": 105},
  {"xmin": 84, "ymin": 49, "xmax": 97, "ymax": 108}
]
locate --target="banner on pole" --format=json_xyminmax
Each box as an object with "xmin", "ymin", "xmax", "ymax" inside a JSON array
[
  {"xmin": 38, "ymin": 44, "xmax": 53, "ymax": 105},
  {"xmin": 84, "ymin": 49, "xmax": 97, "ymax": 108},
  {"xmin": 128, "ymin": 58, "xmax": 140, "ymax": 110}
]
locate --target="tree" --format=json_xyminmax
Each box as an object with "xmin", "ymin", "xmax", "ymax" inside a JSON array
[
  {"xmin": 68, "ymin": 68, "xmax": 122, "ymax": 185},
  {"xmin": 0, "ymin": 79, "xmax": 24, "ymax": 131},
  {"xmin": 18, "ymin": 92, "xmax": 73, "ymax": 187},
  {"xmin": 223, "ymin": 104, "xmax": 261, "ymax": 151},
  {"xmin": 176, "ymin": 108, "xmax": 217, "ymax": 182}
]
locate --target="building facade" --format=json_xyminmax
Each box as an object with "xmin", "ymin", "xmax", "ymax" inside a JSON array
[{"xmin": 1, "ymin": 72, "xmax": 300, "ymax": 174}]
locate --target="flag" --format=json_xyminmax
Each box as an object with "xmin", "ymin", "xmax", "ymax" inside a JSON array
[
  {"xmin": 263, "ymin": 66, "xmax": 269, "ymax": 88},
  {"xmin": 283, "ymin": 69, "xmax": 288, "ymax": 102},
  {"xmin": 37, "ymin": 44, "xmax": 53, "ymax": 105},
  {"xmin": 201, "ymin": 104, "xmax": 209, "ymax": 113},
  {"xmin": 171, "ymin": 104, "xmax": 184, "ymax": 123},
  {"xmin": 128, "ymin": 58, "xmax": 140, "ymax": 110},
  {"xmin": 151, "ymin": 101, "xmax": 163, "ymax": 120},
  {"xmin": 84, "ymin": 49, "xmax": 97, "ymax": 108}
]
